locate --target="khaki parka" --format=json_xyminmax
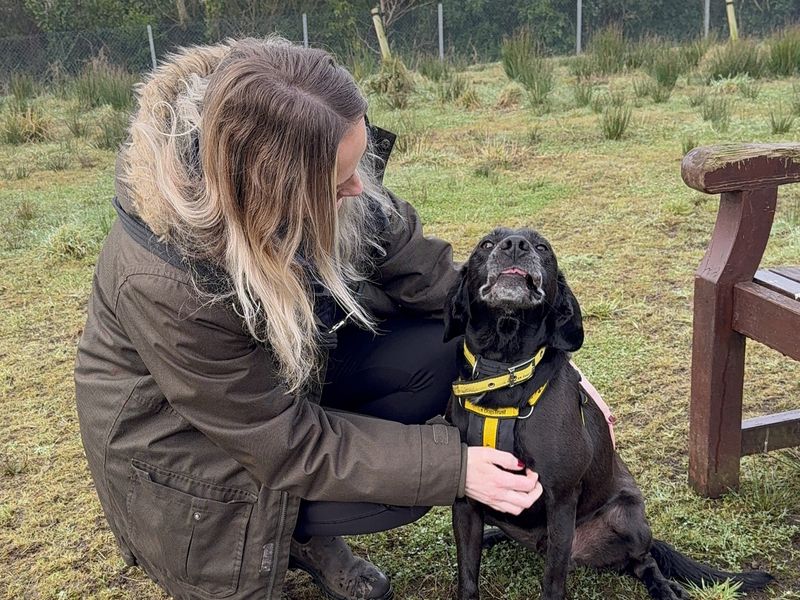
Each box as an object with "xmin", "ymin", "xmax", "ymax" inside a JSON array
[{"xmin": 74, "ymin": 45, "xmax": 466, "ymax": 600}]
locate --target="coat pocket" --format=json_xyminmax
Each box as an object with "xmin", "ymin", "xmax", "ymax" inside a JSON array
[{"xmin": 127, "ymin": 460, "xmax": 256, "ymax": 598}]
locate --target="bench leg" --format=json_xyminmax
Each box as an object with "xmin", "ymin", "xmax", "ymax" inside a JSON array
[
  {"xmin": 689, "ymin": 277, "xmax": 746, "ymax": 498},
  {"xmin": 687, "ymin": 189, "xmax": 776, "ymax": 498}
]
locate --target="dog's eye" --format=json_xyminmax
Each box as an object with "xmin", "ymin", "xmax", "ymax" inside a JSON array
[
  {"xmin": 535, "ymin": 244, "xmax": 548, "ymax": 252},
  {"xmin": 481, "ymin": 240, "xmax": 495, "ymax": 250}
]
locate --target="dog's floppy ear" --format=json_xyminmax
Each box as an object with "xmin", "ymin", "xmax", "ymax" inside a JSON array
[
  {"xmin": 550, "ymin": 271, "xmax": 583, "ymax": 352},
  {"xmin": 443, "ymin": 265, "xmax": 470, "ymax": 342}
]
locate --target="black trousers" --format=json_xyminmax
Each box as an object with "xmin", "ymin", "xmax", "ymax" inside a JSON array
[{"xmin": 293, "ymin": 317, "xmax": 461, "ymax": 539}]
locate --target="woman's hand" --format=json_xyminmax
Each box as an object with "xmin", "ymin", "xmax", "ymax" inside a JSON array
[{"xmin": 464, "ymin": 447, "xmax": 543, "ymax": 515}]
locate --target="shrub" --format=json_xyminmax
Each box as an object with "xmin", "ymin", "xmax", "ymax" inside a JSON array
[
  {"xmin": 502, "ymin": 29, "xmax": 537, "ymax": 82},
  {"xmin": 587, "ymin": 25, "xmax": 626, "ymax": 75},
  {"xmin": 700, "ymin": 95, "xmax": 731, "ymax": 132},
  {"xmin": 93, "ymin": 110, "xmax": 129, "ymax": 151},
  {"xmin": 417, "ymin": 55, "xmax": 450, "ymax": 82},
  {"xmin": 569, "ymin": 55, "xmax": 596, "ymax": 79},
  {"xmin": 459, "ymin": 87, "xmax": 481, "ymax": 109},
  {"xmin": 43, "ymin": 143, "xmax": 72, "ymax": 171},
  {"xmin": 650, "ymin": 85, "xmax": 672, "ymax": 103},
  {"xmin": 706, "ymin": 40, "xmax": 764, "ymax": 80},
  {"xmin": 770, "ymin": 104, "xmax": 795, "ymax": 134},
  {"xmin": 625, "ymin": 36, "xmax": 665, "ymax": 70},
  {"xmin": 437, "ymin": 73, "xmax": 467, "ymax": 103},
  {"xmin": 9, "ymin": 73, "xmax": 37, "ymax": 102},
  {"xmin": 700, "ymin": 95, "xmax": 731, "ymax": 123},
  {"xmin": 688, "ymin": 88, "xmax": 708, "ymax": 107},
  {"xmin": 501, "ymin": 30, "xmax": 554, "ymax": 105},
  {"xmin": 46, "ymin": 223, "xmax": 94, "ymax": 261},
  {"xmin": 366, "ymin": 57, "xmax": 415, "ymax": 109},
  {"xmin": 70, "ymin": 55, "xmax": 136, "ymax": 110},
  {"xmin": 344, "ymin": 47, "xmax": 378, "ymax": 82},
  {"xmin": 767, "ymin": 26, "xmax": 800, "ymax": 77},
  {"xmin": 682, "ymin": 136, "xmax": 698, "ymax": 155},
  {"xmin": 2, "ymin": 105, "xmax": 49, "ymax": 144},
  {"xmin": 680, "ymin": 35, "xmax": 714, "ymax": 68},
  {"xmin": 495, "ymin": 82, "xmax": 524, "ymax": 108},
  {"xmin": 573, "ymin": 79, "xmax": 594, "ymax": 107},
  {"xmin": 738, "ymin": 79, "xmax": 761, "ymax": 100},
  {"xmin": 647, "ymin": 47, "xmax": 685, "ymax": 90},
  {"xmin": 792, "ymin": 83, "xmax": 800, "ymax": 116},
  {"xmin": 600, "ymin": 104, "xmax": 632, "ymax": 140},
  {"xmin": 633, "ymin": 78, "xmax": 654, "ymax": 99},
  {"xmin": 65, "ymin": 109, "xmax": 88, "ymax": 138}
]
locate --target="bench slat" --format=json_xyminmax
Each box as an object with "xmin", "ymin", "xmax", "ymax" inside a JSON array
[
  {"xmin": 742, "ymin": 410, "xmax": 800, "ymax": 455},
  {"xmin": 772, "ymin": 266, "xmax": 800, "ymax": 284},
  {"xmin": 732, "ymin": 282, "xmax": 800, "ymax": 361},
  {"xmin": 754, "ymin": 269, "xmax": 800, "ymax": 301}
]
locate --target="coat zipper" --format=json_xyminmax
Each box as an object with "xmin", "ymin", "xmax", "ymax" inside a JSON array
[{"xmin": 265, "ymin": 490, "xmax": 289, "ymax": 599}]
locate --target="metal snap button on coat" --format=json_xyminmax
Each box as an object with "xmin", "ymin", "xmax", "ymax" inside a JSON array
[{"xmin": 193, "ymin": 511, "xmax": 201, "ymax": 521}]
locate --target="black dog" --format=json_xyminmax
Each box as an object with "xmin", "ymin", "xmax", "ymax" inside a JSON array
[{"xmin": 444, "ymin": 227, "xmax": 773, "ymax": 600}]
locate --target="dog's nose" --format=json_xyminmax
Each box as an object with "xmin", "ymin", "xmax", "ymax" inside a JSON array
[{"xmin": 499, "ymin": 235, "xmax": 530, "ymax": 261}]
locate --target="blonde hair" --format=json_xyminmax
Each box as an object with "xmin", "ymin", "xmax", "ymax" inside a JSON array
[{"xmin": 123, "ymin": 37, "xmax": 391, "ymax": 392}]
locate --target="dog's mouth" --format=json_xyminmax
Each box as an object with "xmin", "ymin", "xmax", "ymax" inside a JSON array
[{"xmin": 480, "ymin": 266, "xmax": 544, "ymax": 308}]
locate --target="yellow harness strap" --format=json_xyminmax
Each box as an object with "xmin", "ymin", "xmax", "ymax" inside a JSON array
[
  {"xmin": 462, "ymin": 382, "xmax": 548, "ymax": 448},
  {"xmin": 451, "ymin": 345, "xmax": 546, "ymax": 397}
]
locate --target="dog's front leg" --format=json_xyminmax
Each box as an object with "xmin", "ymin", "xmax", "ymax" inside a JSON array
[
  {"xmin": 541, "ymin": 488, "xmax": 579, "ymax": 600},
  {"xmin": 453, "ymin": 498, "xmax": 485, "ymax": 600}
]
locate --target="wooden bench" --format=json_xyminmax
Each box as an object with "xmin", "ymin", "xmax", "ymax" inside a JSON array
[{"xmin": 681, "ymin": 143, "xmax": 800, "ymax": 498}]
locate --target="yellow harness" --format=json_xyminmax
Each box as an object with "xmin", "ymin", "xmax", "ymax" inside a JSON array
[{"xmin": 452, "ymin": 343, "xmax": 549, "ymax": 450}]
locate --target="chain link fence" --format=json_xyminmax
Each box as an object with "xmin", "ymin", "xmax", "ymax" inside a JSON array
[{"xmin": 1, "ymin": 1, "xmax": 798, "ymax": 85}]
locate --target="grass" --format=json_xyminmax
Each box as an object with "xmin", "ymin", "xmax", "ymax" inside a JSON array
[
  {"xmin": 366, "ymin": 56, "xmax": 415, "ymax": 109},
  {"xmin": 706, "ymin": 39, "xmax": 765, "ymax": 81},
  {"xmin": 2, "ymin": 59, "xmax": 800, "ymax": 600},
  {"xmin": 768, "ymin": 26, "xmax": 800, "ymax": 77},
  {"xmin": 587, "ymin": 24, "xmax": 626, "ymax": 75},
  {"xmin": 769, "ymin": 104, "xmax": 795, "ymax": 134},
  {"xmin": 501, "ymin": 30, "xmax": 554, "ymax": 106},
  {"xmin": 600, "ymin": 104, "xmax": 632, "ymax": 140},
  {"xmin": 69, "ymin": 55, "xmax": 136, "ymax": 110}
]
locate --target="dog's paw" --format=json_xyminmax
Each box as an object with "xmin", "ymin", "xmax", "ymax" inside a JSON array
[{"xmin": 667, "ymin": 581, "xmax": 690, "ymax": 600}]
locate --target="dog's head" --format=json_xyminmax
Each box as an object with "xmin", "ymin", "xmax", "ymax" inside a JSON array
[{"xmin": 444, "ymin": 227, "xmax": 583, "ymax": 354}]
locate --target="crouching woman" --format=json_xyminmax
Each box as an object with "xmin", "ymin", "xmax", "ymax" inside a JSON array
[{"xmin": 74, "ymin": 38, "xmax": 542, "ymax": 600}]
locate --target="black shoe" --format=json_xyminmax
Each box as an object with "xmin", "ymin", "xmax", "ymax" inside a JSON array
[{"xmin": 289, "ymin": 536, "xmax": 393, "ymax": 600}]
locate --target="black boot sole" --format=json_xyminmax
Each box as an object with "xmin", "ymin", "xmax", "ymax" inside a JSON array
[{"xmin": 289, "ymin": 555, "xmax": 394, "ymax": 600}]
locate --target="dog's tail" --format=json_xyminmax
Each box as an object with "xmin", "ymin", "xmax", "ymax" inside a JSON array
[{"xmin": 650, "ymin": 539, "xmax": 773, "ymax": 592}]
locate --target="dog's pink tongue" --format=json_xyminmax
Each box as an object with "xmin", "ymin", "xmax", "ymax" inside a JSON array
[{"xmin": 501, "ymin": 267, "xmax": 527, "ymax": 276}]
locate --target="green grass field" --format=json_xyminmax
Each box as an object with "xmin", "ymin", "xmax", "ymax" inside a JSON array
[{"xmin": 2, "ymin": 55, "xmax": 800, "ymax": 599}]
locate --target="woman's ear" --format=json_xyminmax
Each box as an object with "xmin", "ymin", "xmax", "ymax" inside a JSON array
[
  {"xmin": 550, "ymin": 271, "xmax": 584, "ymax": 352},
  {"xmin": 443, "ymin": 266, "xmax": 470, "ymax": 342}
]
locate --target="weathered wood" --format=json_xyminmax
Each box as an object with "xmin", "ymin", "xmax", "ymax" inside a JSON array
[
  {"xmin": 741, "ymin": 410, "xmax": 800, "ymax": 455},
  {"xmin": 733, "ymin": 282, "xmax": 800, "ymax": 360},
  {"xmin": 753, "ymin": 269, "xmax": 800, "ymax": 301},
  {"xmin": 682, "ymin": 143, "xmax": 800, "ymax": 194},
  {"xmin": 689, "ymin": 187, "xmax": 778, "ymax": 498}
]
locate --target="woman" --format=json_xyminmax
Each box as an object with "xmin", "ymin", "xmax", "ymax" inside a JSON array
[{"xmin": 74, "ymin": 37, "xmax": 542, "ymax": 600}]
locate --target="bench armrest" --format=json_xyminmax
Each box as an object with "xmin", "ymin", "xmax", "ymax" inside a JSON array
[{"xmin": 682, "ymin": 143, "xmax": 800, "ymax": 194}]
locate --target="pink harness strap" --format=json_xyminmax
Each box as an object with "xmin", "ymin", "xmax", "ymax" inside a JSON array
[{"xmin": 570, "ymin": 361, "xmax": 617, "ymax": 449}]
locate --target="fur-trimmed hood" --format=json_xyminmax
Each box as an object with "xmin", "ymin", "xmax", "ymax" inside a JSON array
[{"xmin": 116, "ymin": 41, "xmax": 234, "ymax": 236}]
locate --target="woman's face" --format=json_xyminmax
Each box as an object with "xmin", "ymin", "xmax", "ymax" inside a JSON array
[{"xmin": 335, "ymin": 119, "xmax": 367, "ymax": 208}]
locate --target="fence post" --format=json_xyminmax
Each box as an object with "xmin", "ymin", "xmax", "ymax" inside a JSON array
[
  {"xmin": 147, "ymin": 24, "xmax": 157, "ymax": 70},
  {"xmin": 704, "ymin": 0, "xmax": 710, "ymax": 38},
  {"xmin": 302, "ymin": 13, "xmax": 309, "ymax": 48},
  {"xmin": 576, "ymin": 0, "xmax": 582, "ymax": 54},
  {"xmin": 370, "ymin": 6, "xmax": 392, "ymax": 61},
  {"xmin": 438, "ymin": 3, "xmax": 444, "ymax": 61},
  {"xmin": 725, "ymin": 0, "xmax": 739, "ymax": 40}
]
